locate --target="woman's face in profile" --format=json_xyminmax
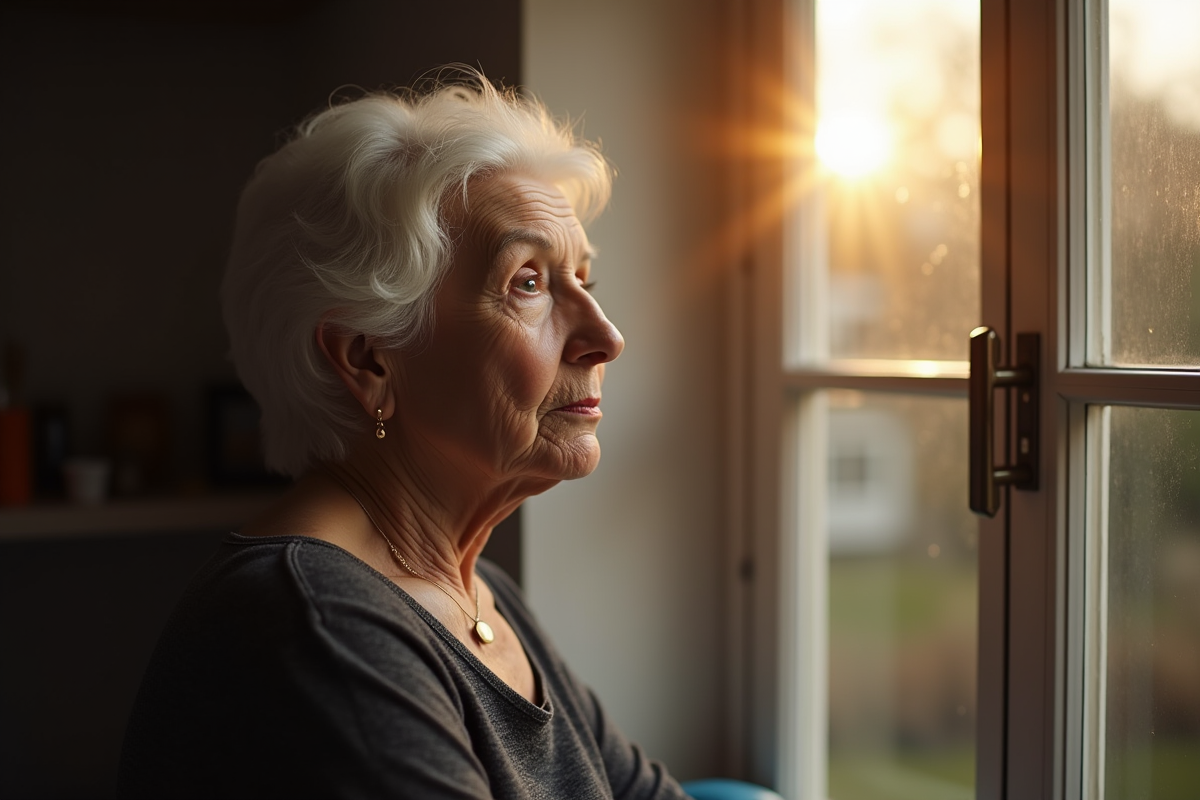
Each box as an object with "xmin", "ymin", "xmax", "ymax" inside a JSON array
[{"xmin": 387, "ymin": 173, "xmax": 624, "ymax": 488}]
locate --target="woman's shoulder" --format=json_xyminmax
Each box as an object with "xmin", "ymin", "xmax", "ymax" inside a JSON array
[
  {"xmin": 130, "ymin": 534, "xmax": 468, "ymax": 735},
  {"xmin": 120, "ymin": 535, "xmax": 485, "ymax": 798},
  {"xmin": 177, "ymin": 533, "xmax": 393, "ymax": 609},
  {"xmin": 137, "ymin": 534, "xmax": 451, "ymax": 691}
]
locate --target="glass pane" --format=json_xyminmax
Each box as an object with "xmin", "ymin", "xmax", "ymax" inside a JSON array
[
  {"xmin": 816, "ymin": 0, "xmax": 980, "ymax": 362},
  {"xmin": 826, "ymin": 391, "xmax": 976, "ymax": 800},
  {"xmin": 1097, "ymin": 0, "xmax": 1200, "ymax": 367},
  {"xmin": 1099, "ymin": 407, "xmax": 1200, "ymax": 798}
]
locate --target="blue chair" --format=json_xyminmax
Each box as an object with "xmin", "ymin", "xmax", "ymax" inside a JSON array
[{"xmin": 681, "ymin": 778, "xmax": 784, "ymax": 800}]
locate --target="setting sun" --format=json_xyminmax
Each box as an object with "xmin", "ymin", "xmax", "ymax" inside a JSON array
[{"xmin": 815, "ymin": 113, "xmax": 892, "ymax": 178}]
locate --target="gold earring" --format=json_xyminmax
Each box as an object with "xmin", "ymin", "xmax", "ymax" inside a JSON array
[{"xmin": 375, "ymin": 409, "xmax": 386, "ymax": 440}]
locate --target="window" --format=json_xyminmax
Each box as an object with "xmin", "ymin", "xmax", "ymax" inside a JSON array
[{"xmin": 733, "ymin": 1, "xmax": 1200, "ymax": 798}]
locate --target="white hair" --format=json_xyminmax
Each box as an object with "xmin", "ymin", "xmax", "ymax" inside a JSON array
[{"xmin": 221, "ymin": 72, "xmax": 613, "ymax": 477}]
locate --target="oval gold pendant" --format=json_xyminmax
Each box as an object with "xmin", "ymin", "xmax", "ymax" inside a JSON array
[{"xmin": 475, "ymin": 620, "xmax": 495, "ymax": 644}]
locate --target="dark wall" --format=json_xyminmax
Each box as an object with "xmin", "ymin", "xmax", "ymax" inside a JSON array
[
  {"xmin": 0, "ymin": 0, "xmax": 521, "ymax": 483},
  {"xmin": 0, "ymin": 531, "xmax": 228, "ymax": 799},
  {"xmin": 0, "ymin": 2, "xmax": 521, "ymax": 797}
]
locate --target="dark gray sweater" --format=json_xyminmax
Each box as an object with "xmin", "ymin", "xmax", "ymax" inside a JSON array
[{"xmin": 118, "ymin": 534, "xmax": 687, "ymax": 800}]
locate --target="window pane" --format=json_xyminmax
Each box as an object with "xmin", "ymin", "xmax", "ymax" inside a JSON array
[
  {"xmin": 1100, "ymin": 407, "xmax": 1200, "ymax": 798},
  {"xmin": 1096, "ymin": 0, "xmax": 1200, "ymax": 367},
  {"xmin": 816, "ymin": 0, "xmax": 980, "ymax": 362},
  {"xmin": 826, "ymin": 391, "xmax": 976, "ymax": 800}
]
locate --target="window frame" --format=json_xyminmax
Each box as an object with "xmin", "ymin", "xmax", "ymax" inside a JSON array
[
  {"xmin": 732, "ymin": 0, "xmax": 989, "ymax": 795},
  {"xmin": 733, "ymin": 0, "xmax": 1200, "ymax": 798}
]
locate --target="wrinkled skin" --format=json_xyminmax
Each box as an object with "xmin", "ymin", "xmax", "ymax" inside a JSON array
[{"xmin": 387, "ymin": 172, "xmax": 624, "ymax": 493}]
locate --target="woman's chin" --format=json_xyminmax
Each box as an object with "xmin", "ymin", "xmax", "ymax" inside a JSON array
[
  {"xmin": 561, "ymin": 451, "xmax": 601, "ymax": 481},
  {"xmin": 530, "ymin": 434, "xmax": 602, "ymax": 482}
]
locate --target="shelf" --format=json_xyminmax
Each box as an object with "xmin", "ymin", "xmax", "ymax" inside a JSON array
[{"xmin": 0, "ymin": 492, "xmax": 283, "ymax": 541}]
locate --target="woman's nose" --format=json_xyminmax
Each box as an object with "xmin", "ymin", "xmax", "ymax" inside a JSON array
[{"xmin": 564, "ymin": 295, "xmax": 625, "ymax": 366}]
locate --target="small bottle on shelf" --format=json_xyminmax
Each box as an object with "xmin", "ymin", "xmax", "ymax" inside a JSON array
[{"xmin": 0, "ymin": 341, "xmax": 32, "ymax": 507}]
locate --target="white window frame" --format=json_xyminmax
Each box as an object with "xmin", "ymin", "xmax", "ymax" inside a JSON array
[
  {"xmin": 730, "ymin": 1, "xmax": 1200, "ymax": 798},
  {"xmin": 731, "ymin": 1, "xmax": 983, "ymax": 797},
  {"xmin": 1061, "ymin": 2, "xmax": 1200, "ymax": 799}
]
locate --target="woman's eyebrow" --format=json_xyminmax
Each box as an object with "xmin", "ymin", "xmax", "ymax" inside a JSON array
[
  {"xmin": 494, "ymin": 229, "xmax": 596, "ymax": 263},
  {"xmin": 496, "ymin": 229, "xmax": 553, "ymax": 257}
]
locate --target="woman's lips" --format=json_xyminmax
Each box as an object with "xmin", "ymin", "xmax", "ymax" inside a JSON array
[{"xmin": 554, "ymin": 397, "xmax": 602, "ymax": 416}]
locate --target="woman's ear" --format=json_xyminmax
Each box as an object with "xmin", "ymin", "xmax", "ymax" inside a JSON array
[{"xmin": 315, "ymin": 315, "xmax": 395, "ymax": 420}]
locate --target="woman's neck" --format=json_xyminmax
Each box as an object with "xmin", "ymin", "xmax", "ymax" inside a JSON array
[{"xmin": 313, "ymin": 445, "xmax": 547, "ymax": 594}]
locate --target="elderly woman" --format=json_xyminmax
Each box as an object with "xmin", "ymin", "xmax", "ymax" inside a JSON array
[{"xmin": 118, "ymin": 74, "xmax": 689, "ymax": 799}]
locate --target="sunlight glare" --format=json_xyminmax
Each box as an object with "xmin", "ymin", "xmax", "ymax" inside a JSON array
[{"xmin": 815, "ymin": 113, "xmax": 891, "ymax": 178}]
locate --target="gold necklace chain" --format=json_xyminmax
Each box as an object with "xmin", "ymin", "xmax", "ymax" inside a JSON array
[{"xmin": 327, "ymin": 473, "xmax": 495, "ymax": 645}]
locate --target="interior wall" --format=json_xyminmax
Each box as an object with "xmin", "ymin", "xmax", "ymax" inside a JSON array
[{"xmin": 523, "ymin": 0, "xmax": 731, "ymax": 781}]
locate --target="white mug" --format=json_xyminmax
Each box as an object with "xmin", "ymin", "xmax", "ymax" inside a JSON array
[{"xmin": 63, "ymin": 457, "xmax": 112, "ymax": 505}]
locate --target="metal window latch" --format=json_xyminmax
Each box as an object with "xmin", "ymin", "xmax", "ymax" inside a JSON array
[{"xmin": 969, "ymin": 327, "xmax": 1040, "ymax": 517}]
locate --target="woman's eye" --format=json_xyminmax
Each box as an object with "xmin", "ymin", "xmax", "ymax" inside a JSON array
[{"xmin": 513, "ymin": 272, "xmax": 541, "ymax": 294}]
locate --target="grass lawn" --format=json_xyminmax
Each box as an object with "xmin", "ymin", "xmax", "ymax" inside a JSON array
[{"xmin": 828, "ymin": 749, "xmax": 974, "ymax": 800}]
